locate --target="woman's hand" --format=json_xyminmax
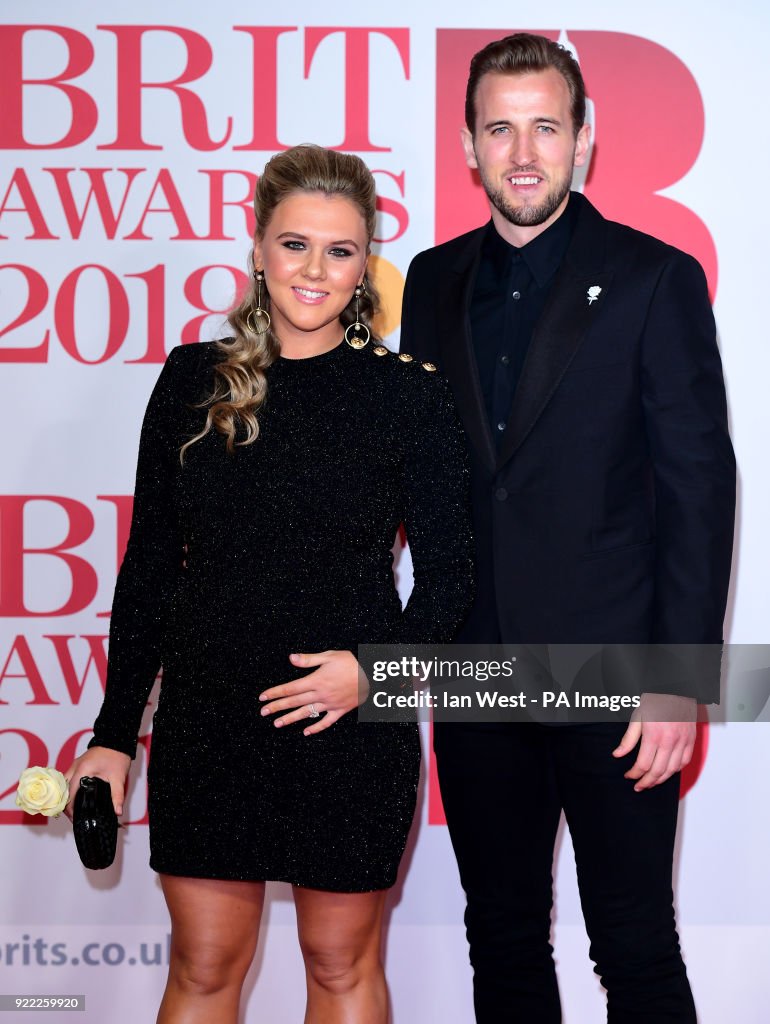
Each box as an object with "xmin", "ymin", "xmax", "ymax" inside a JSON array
[
  {"xmin": 259, "ymin": 651, "xmax": 369, "ymax": 736},
  {"xmin": 63, "ymin": 746, "xmax": 132, "ymax": 818}
]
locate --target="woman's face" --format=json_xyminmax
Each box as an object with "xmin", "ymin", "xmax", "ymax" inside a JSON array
[{"xmin": 254, "ymin": 191, "xmax": 369, "ymax": 354}]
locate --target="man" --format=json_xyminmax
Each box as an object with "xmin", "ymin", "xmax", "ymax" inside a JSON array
[{"xmin": 400, "ymin": 33, "xmax": 735, "ymax": 1023}]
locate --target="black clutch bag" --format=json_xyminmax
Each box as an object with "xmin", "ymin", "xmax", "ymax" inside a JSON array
[{"xmin": 73, "ymin": 777, "xmax": 118, "ymax": 870}]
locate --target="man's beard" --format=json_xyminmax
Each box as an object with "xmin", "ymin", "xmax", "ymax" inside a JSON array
[{"xmin": 478, "ymin": 165, "xmax": 572, "ymax": 228}]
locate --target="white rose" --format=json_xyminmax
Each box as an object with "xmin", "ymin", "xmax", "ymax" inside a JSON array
[{"xmin": 16, "ymin": 766, "xmax": 70, "ymax": 817}]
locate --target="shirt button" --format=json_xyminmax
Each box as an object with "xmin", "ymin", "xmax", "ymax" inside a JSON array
[
  {"xmin": 501, "ymin": 354, "xmax": 510, "ymax": 365},
  {"xmin": 497, "ymin": 421, "xmax": 506, "ymax": 432},
  {"xmin": 512, "ymin": 290, "xmax": 521, "ymax": 301},
  {"xmin": 495, "ymin": 487, "xmax": 508, "ymax": 501}
]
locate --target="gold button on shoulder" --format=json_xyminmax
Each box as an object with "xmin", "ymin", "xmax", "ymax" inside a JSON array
[
  {"xmin": 398, "ymin": 353, "xmax": 414, "ymax": 363},
  {"xmin": 373, "ymin": 345, "xmax": 389, "ymax": 357},
  {"xmin": 421, "ymin": 361, "xmax": 437, "ymax": 372}
]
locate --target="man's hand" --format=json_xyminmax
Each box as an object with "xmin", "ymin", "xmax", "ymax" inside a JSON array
[
  {"xmin": 259, "ymin": 651, "xmax": 369, "ymax": 736},
  {"xmin": 612, "ymin": 692, "xmax": 697, "ymax": 792}
]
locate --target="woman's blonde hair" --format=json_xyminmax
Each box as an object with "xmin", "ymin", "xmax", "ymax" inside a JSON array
[{"xmin": 181, "ymin": 144, "xmax": 380, "ymax": 460}]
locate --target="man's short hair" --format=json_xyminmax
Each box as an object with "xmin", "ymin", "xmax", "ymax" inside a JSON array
[{"xmin": 465, "ymin": 33, "xmax": 586, "ymax": 139}]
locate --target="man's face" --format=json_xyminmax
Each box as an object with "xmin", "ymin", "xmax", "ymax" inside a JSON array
[{"xmin": 462, "ymin": 68, "xmax": 590, "ymax": 243}]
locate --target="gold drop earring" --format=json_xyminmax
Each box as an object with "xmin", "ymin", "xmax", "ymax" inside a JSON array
[
  {"xmin": 247, "ymin": 270, "xmax": 271, "ymax": 334},
  {"xmin": 344, "ymin": 284, "xmax": 371, "ymax": 349}
]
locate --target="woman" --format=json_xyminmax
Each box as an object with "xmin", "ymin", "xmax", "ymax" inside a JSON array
[{"xmin": 65, "ymin": 144, "xmax": 473, "ymax": 1023}]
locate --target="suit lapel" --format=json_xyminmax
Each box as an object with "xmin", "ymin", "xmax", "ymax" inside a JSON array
[
  {"xmin": 497, "ymin": 195, "xmax": 612, "ymax": 469},
  {"xmin": 438, "ymin": 230, "xmax": 497, "ymax": 473}
]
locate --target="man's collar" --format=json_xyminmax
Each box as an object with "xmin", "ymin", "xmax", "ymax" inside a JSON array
[{"xmin": 484, "ymin": 193, "xmax": 579, "ymax": 288}]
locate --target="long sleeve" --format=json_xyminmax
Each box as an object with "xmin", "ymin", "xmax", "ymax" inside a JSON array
[
  {"xmin": 640, "ymin": 253, "xmax": 736, "ymax": 702},
  {"xmin": 400, "ymin": 369, "xmax": 475, "ymax": 643},
  {"xmin": 90, "ymin": 347, "xmax": 188, "ymax": 757},
  {"xmin": 641, "ymin": 252, "xmax": 736, "ymax": 643}
]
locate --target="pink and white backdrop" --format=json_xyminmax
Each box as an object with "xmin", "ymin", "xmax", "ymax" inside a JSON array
[{"xmin": 1, "ymin": 3, "xmax": 769, "ymax": 1021}]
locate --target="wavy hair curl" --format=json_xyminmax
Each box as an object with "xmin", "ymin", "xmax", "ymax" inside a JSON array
[{"xmin": 181, "ymin": 144, "xmax": 380, "ymax": 460}]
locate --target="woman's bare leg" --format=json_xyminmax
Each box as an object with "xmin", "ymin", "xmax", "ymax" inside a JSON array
[
  {"xmin": 157, "ymin": 874, "xmax": 265, "ymax": 1024},
  {"xmin": 293, "ymin": 885, "xmax": 389, "ymax": 1024}
]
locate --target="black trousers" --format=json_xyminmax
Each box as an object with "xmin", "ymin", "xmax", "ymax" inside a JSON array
[{"xmin": 434, "ymin": 721, "xmax": 696, "ymax": 1023}]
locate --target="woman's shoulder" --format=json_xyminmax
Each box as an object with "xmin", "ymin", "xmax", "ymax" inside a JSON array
[
  {"xmin": 355, "ymin": 343, "xmax": 464, "ymax": 451},
  {"xmin": 358, "ymin": 341, "xmax": 455, "ymax": 417},
  {"xmin": 165, "ymin": 340, "xmax": 224, "ymax": 373},
  {"xmin": 156, "ymin": 341, "xmax": 223, "ymax": 409},
  {"xmin": 166, "ymin": 339, "xmax": 226, "ymax": 380},
  {"xmin": 356, "ymin": 341, "xmax": 443, "ymax": 392}
]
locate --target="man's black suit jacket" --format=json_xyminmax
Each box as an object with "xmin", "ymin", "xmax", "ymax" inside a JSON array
[{"xmin": 400, "ymin": 193, "xmax": 735, "ymax": 702}]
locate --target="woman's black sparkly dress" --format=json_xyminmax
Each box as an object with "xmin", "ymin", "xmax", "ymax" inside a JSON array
[{"xmin": 90, "ymin": 339, "xmax": 474, "ymax": 891}]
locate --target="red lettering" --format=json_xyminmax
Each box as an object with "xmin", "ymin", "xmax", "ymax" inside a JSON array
[
  {"xmin": 181, "ymin": 265, "xmax": 248, "ymax": 343},
  {"xmin": 198, "ymin": 169, "xmax": 258, "ymax": 240},
  {"xmin": 0, "ymin": 264, "xmax": 50, "ymax": 363},
  {"xmin": 0, "ymin": 496, "xmax": 97, "ymax": 616},
  {"xmin": 45, "ymin": 167, "xmax": 144, "ymax": 239},
  {"xmin": 54, "ymin": 265, "xmax": 129, "ymax": 363},
  {"xmin": 124, "ymin": 169, "xmax": 203, "ymax": 241},
  {"xmin": 232, "ymin": 27, "xmax": 297, "ymax": 152},
  {"xmin": 123, "ymin": 265, "xmax": 167, "ymax": 364},
  {"xmin": 427, "ymin": 722, "xmax": 446, "ymax": 826},
  {"xmin": 0, "ymin": 26, "xmax": 97, "ymax": 149},
  {"xmin": 304, "ymin": 28, "xmax": 410, "ymax": 151},
  {"xmin": 371, "ymin": 170, "xmax": 409, "ymax": 244},
  {"xmin": 97, "ymin": 25, "xmax": 232, "ymax": 151},
  {"xmin": 45, "ymin": 635, "xmax": 109, "ymax": 704},
  {"xmin": 0, "ymin": 636, "xmax": 57, "ymax": 706},
  {"xmin": 99, "ymin": 496, "xmax": 133, "ymax": 571},
  {"xmin": 54, "ymin": 729, "xmax": 94, "ymax": 775},
  {"xmin": 563, "ymin": 32, "xmax": 717, "ymax": 296},
  {"xmin": 95, "ymin": 495, "xmax": 134, "ymax": 616},
  {"xmin": 0, "ymin": 169, "xmax": 57, "ymax": 239}
]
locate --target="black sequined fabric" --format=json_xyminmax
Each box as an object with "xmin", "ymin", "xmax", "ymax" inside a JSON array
[{"xmin": 90, "ymin": 339, "xmax": 474, "ymax": 891}]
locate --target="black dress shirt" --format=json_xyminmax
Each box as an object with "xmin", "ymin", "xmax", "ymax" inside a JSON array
[{"xmin": 470, "ymin": 197, "xmax": 579, "ymax": 446}]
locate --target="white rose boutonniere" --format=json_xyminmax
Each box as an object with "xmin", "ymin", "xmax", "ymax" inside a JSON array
[{"xmin": 16, "ymin": 766, "xmax": 70, "ymax": 817}]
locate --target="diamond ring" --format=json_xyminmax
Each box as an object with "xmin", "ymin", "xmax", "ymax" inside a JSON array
[{"xmin": 307, "ymin": 704, "xmax": 321, "ymax": 719}]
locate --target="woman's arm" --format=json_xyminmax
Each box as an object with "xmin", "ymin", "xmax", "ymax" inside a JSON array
[
  {"xmin": 258, "ymin": 363, "xmax": 475, "ymax": 735},
  {"xmin": 400, "ymin": 368, "xmax": 475, "ymax": 644},
  {"xmin": 88, "ymin": 346, "xmax": 189, "ymax": 759}
]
